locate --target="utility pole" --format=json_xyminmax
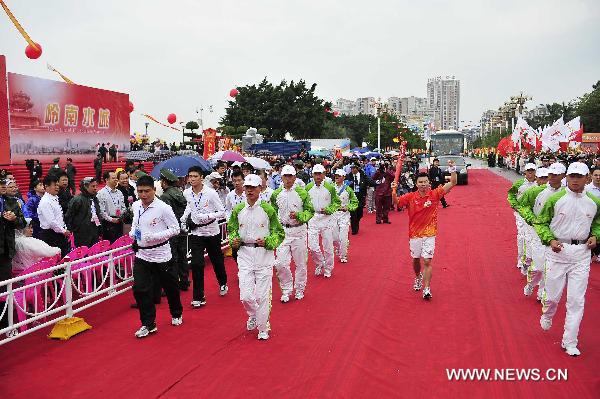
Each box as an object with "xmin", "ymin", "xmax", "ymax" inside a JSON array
[{"xmin": 377, "ymin": 117, "xmax": 381, "ymax": 151}]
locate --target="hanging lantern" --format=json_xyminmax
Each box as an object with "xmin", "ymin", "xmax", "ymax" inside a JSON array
[
  {"xmin": 167, "ymin": 113, "xmax": 177, "ymax": 124},
  {"xmin": 25, "ymin": 42, "xmax": 42, "ymax": 59},
  {"xmin": 333, "ymin": 111, "xmax": 340, "ymax": 117},
  {"xmin": 229, "ymin": 88, "xmax": 239, "ymax": 97}
]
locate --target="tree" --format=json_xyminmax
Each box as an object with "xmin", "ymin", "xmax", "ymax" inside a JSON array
[
  {"xmin": 471, "ymin": 128, "xmax": 505, "ymax": 148},
  {"xmin": 185, "ymin": 121, "xmax": 199, "ymax": 132},
  {"xmin": 578, "ymin": 80, "xmax": 600, "ymax": 132},
  {"xmin": 526, "ymin": 101, "xmax": 579, "ymax": 129},
  {"xmin": 363, "ymin": 112, "xmax": 426, "ymax": 150},
  {"xmin": 221, "ymin": 78, "xmax": 333, "ymax": 140}
]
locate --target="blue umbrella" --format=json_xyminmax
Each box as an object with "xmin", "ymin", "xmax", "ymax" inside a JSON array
[{"xmin": 150, "ymin": 155, "xmax": 212, "ymax": 178}]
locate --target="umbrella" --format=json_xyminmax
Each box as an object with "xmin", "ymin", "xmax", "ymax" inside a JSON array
[
  {"xmin": 150, "ymin": 156, "xmax": 212, "ymax": 178},
  {"xmin": 126, "ymin": 151, "xmax": 153, "ymax": 161},
  {"xmin": 244, "ymin": 156, "xmax": 271, "ymax": 170},
  {"xmin": 364, "ymin": 152, "xmax": 382, "ymax": 158},
  {"xmin": 210, "ymin": 150, "xmax": 245, "ymax": 162},
  {"xmin": 255, "ymin": 149, "xmax": 272, "ymax": 156}
]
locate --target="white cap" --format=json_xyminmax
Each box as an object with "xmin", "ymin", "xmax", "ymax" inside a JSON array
[
  {"xmin": 535, "ymin": 168, "xmax": 549, "ymax": 178},
  {"xmin": 370, "ymin": 157, "xmax": 376, "ymax": 161},
  {"xmin": 206, "ymin": 172, "xmax": 222, "ymax": 181},
  {"xmin": 313, "ymin": 164, "xmax": 326, "ymax": 174},
  {"xmin": 335, "ymin": 169, "xmax": 346, "ymax": 177},
  {"xmin": 281, "ymin": 165, "xmax": 296, "ymax": 176},
  {"xmin": 523, "ymin": 163, "xmax": 537, "ymax": 171},
  {"xmin": 548, "ymin": 162, "xmax": 566, "ymax": 175},
  {"xmin": 566, "ymin": 162, "xmax": 590, "ymax": 176},
  {"xmin": 243, "ymin": 174, "xmax": 261, "ymax": 187}
]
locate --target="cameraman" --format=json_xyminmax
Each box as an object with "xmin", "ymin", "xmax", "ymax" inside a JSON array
[{"xmin": 97, "ymin": 170, "xmax": 127, "ymax": 243}]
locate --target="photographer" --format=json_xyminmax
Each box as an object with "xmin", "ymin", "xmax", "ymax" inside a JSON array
[
  {"xmin": 97, "ymin": 170, "xmax": 127, "ymax": 243},
  {"xmin": 65, "ymin": 177, "xmax": 101, "ymax": 247},
  {"xmin": 372, "ymin": 161, "xmax": 394, "ymax": 224}
]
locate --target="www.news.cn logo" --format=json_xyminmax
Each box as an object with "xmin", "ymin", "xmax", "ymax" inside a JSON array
[{"xmin": 446, "ymin": 368, "xmax": 568, "ymax": 381}]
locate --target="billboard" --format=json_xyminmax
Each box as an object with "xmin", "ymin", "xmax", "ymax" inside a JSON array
[{"xmin": 0, "ymin": 55, "xmax": 130, "ymax": 164}]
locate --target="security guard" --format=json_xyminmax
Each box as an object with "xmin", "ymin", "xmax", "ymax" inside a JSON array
[{"xmin": 159, "ymin": 169, "xmax": 190, "ymax": 291}]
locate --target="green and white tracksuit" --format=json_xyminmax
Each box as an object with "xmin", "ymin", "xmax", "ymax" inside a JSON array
[
  {"xmin": 534, "ymin": 187, "xmax": 600, "ymax": 348},
  {"xmin": 518, "ymin": 184, "xmax": 560, "ymax": 299},
  {"xmin": 305, "ymin": 181, "xmax": 341, "ymax": 275},
  {"xmin": 332, "ymin": 183, "xmax": 359, "ymax": 261},
  {"xmin": 270, "ymin": 186, "xmax": 314, "ymax": 296},
  {"xmin": 227, "ymin": 200, "xmax": 285, "ymax": 334},
  {"xmin": 508, "ymin": 178, "xmax": 537, "ymax": 269}
]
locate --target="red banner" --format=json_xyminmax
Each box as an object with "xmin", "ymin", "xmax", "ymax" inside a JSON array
[
  {"xmin": 2, "ymin": 62, "xmax": 129, "ymax": 163},
  {"xmin": 203, "ymin": 128, "xmax": 217, "ymax": 159},
  {"xmin": 0, "ymin": 56, "xmax": 9, "ymax": 164}
]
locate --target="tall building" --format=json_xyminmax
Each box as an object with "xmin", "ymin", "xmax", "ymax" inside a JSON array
[
  {"xmin": 427, "ymin": 76, "xmax": 460, "ymax": 130},
  {"xmin": 355, "ymin": 97, "xmax": 376, "ymax": 115},
  {"xmin": 400, "ymin": 96, "xmax": 428, "ymax": 117},
  {"xmin": 387, "ymin": 97, "xmax": 402, "ymax": 116},
  {"xmin": 336, "ymin": 98, "xmax": 355, "ymax": 116}
]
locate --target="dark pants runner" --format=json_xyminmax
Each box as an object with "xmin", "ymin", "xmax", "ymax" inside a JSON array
[
  {"xmin": 189, "ymin": 234, "xmax": 227, "ymax": 301},
  {"xmin": 132, "ymin": 258, "xmax": 182, "ymax": 328}
]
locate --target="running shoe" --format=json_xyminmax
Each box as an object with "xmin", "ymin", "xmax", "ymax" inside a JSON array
[
  {"xmin": 422, "ymin": 287, "xmax": 432, "ymax": 300},
  {"xmin": 324, "ymin": 271, "xmax": 332, "ymax": 278},
  {"xmin": 561, "ymin": 342, "xmax": 581, "ymax": 356},
  {"xmin": 257, "ymin": 331, "xmax": 270, "ymax": 340},
  {"xmin": 315, "ymin": 265, "xmax": 323, "ymax": 276},
  {"xmin": 523, "ymin": 283, "xmax": 534, "ymax": 296},
  {"xmin": 220, "ymin": 285, "xmax": 229, "ymax": 296},
  {"xmin": 247, "ymin": 317, "xmax": 257, "ymax": 331},
  {"xmin": 171, "ymin": 316, "xmax": 183, "ymax": 326},
  {"xmin": 413, "ymin": 273, "xmax": 423, "ymax": 291},
  {"xmin": 280, "ymin": 294, "xmax": 290, "ymax": 303},
  {"xmin": 340, "ymin": 258, "xmax": 348, "ymax": 263},
  {"xmin": 135, "ymin": 324, "xmax": 157, "ymax": 338},
  {"xmin": 191, "ymin": 298, "xmax": 207, "ymax": 308},
  {"xmin": 295, "ymin": 291, "xmax": 304, "ymax": 300},
  {"xmin": 540, "ymin": 316, "xmax": 552, "ymax": 331}
]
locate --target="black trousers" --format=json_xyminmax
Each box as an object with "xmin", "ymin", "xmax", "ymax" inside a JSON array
[
  {"xmin": 189, "ymin": 234, "xmax": 227, "ymax": 301},
  {"xmin": 350, "ymin": 196, "xmax": 365, "ymax": 234},
  {"xmin": 40, "ymin": 229, "xmax": 70, "ymax": 257},
  {"xmin": 102, "ymin": 221, "xmax": 123, "ymax": 243},
  {"xmin": 375, "ymin": 195, "xmax": 392, "ymax": 223},
  {"xmin": 170, "ymin": 235, "xmax": 189, "ymax": 288},
  {"xmin": 132, "ymin": 257, "xmax": 182, "ymax": 327}
]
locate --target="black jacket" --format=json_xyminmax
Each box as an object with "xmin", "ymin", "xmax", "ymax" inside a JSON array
[
  {"xmin": 0, "ymin": 196, "xmax": 26, "ymax": 259},
  {"xmin": 160, "ymin": 186, "xmax": 187, "ymax": 235},
  {"xmin": 65, "ymin": 192, "xmax": 101, "ymax": 247},
  {"xmin": 58, "ymin": 187, "xmax": 73, "ymax": 214},
  {"xmin": 428, "ymin": 165, "xmax": 444, "ymax": 188},
  {"xmin": 345, "ymin": 171, "xmax": 370, "ymax": 204}
]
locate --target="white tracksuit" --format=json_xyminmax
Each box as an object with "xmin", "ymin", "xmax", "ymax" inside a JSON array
[
  {"xmin": 272, "ymin": 187, "xmax": 311, "ymax": 295},
  {"xmin": 332, "ymin": 184, "xmax": 352, "ymax": 260},
  {"xmin": 523, "ymin": 185, "xmax": 561, "ymax": 298},
  {"xmin": 307, "ymin": 182, "xmax": 339, "ymax": 274},
  {"xmin": 514, "ymin": 180, "xmax": 537, "ymax": 268},
  {"xmin": 536, "ymin": 188, "xmax": 600, "ymax": 348},
  {"xmin": 232, "ymin": 202, "xmax": 277, "ymax": 333}
]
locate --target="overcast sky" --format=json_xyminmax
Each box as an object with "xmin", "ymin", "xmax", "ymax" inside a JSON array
[{"xmin": 1, "ymin": 0, "xmax": 599, "ymax": 142}]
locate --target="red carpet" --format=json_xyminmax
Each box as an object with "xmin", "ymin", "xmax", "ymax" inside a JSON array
[{"xmin": 0, "ymin": 169, "xmax": 598, "ymax": 398}]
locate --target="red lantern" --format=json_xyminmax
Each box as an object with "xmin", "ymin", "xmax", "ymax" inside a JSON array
[
  {"xmin": 167, "ymin": 113, "xmax": 177, "ymax": 124},
  {"xmin": 229, "ymin": 88, "xmax": 239, "ymax": 97},
  {"xmin": 128, "ymin": 101, "xmax": 134, "ymax": 113},
  {"xmin": 333, "ymin": 111, "xmax": 340, "ymax": 117},
  {"xmin": 325, "ymin": 107, "xmax": 331, "ymax": 113},
  {"xmin": 25, "ymin": 42, "xmax": 42, "ymax": 59}
]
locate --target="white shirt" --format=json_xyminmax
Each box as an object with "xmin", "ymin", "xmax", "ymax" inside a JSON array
[
  {"xmin": 236, "ymin": 201, "xmax": 272, "ymax": 245},
  {"xmin": 517, "ymin": 179, "xmax": 537, "ymax": 200},
  {"xmin": 129, "ymin": 198, "xmax": 180, "ymax": 263},
  {"xmin": 38, "ymin": 192, "xmax": 67, "ymax": 233},
  {"xmin": 307, "ymin": 182, "xmax": 334, "ymax": 214},
  {"xmin": 225, "ymin": 189, "xmax": 246, "ymax": 219},
  {"xmin": 335, "ymin": 183, "xmax": 352, "ymax": 209},
  {"xmin": 129, "ymin": 179, "xmax": 137, "ymax": 189},
  {"xmin": 585, "ymin": 183, "xmax": 600, "ymax": 198},
  {"xmin": 96, "ymin": 185, "xmax": 126, "ymax": 222},
  {"xmin": 548, "ymin": 187, "xmax": 598, "ymax": 242},
  {"xmin": 12, "ymin": 232, "xmax": 61, "ymax": 274},
  {"xmin": 272, "ymin": 186, "xmax": 305, "ymax": 226},
  {"xmin": 259, "ymin": 187, "xmax": 274, "ymax": 203},
  {"xmin": 533, "ymin": 185, "xmax": 561, "ymax": 215},
  {"xmin": 182, "ymin": 185, "xmax": 225, "ymax": 237}
]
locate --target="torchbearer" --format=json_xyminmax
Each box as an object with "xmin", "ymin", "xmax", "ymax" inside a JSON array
[
  {"xmin": 228, "ymin": 174, "xmax": 285, "ymax": 340},
  {"xmin": 332, "ymin": 169, "xmax": 358, "ymax": 263},
  {"xmin": 534, "ymin": 162, "xmax": 600, "ymax": 356},
  {"xmin": 130, "ymin": 175, "xmax": 183, "ymax": 338},
  {"xmin": 271, "ymin": 165, "xmax": 314, "ymax": 302},
  {"xmin": 391, "ymin": 160, "xmax": 457, "ymax": 300},
  {"xmin": 507, "ymin": 163, "xmax": 538, "ymax": 274}
]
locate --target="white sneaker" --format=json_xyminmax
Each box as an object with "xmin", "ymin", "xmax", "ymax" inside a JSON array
[
  {"xmin": 295, "ymin": 291, "xmax": 304, "ymax": 300},
  {"xmin": 324, "ymin": 271, "xmax": 332, "ymax": 278},
  {"xmin": 422, "ymin": 287, "xmax": 432, "ymax": 300},
  {"xmin": 315, "ymin": 265, "xmax": 323, "ymax": 276},
  {"xmin": 536, "ymin": 289, "xmax": 544, "ymax": 302},
  {"xmin": 523, "ymin": 283, "xmax": 534, "ymax": 296},
  {"xmin": 280, "ymin": 294, "xmax": 290, "ymax": 303},
  {"xmin": 520, "ymin": 266, "xmax": 528, "ymax": 276},
  {"xmin": 540, "ymin": 316, "xmax": 552, "ymax": 331},
  {"xmin": 171, "ymin": 316, "xmax": 183, "ymax": 326},
  {"xmin": 134, "ymin": 325, "xmax": 157, "ymax": 338},
  {"xmin": 561, "ymin": 343, "xmax": 581, "ymax": 356},
  {"xmin": 413, "ymin": 273, "xmax": 423, "ymax": 291},
  {"xmin": 340, "ymin": 258, "xmax": 348, "ymax": 263},
  {"xmin": 220, "ymin": 285, "xmax": 228, "ymax": 296},
  {"xmin": 191, "ymin": 299, "xmax": 206, "ymax": 308},
  {"xmin": 246, "ymin": 317, "xmax": 257, "ymax": 331},
  {"xmin": 257, "ymin": 331, "xmax": 269, "ymax": 340}
]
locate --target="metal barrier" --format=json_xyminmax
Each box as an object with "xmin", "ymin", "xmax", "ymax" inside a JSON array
[{"xmin": 0, "ymin": 221, "xmax": 229, "ymax": 346}]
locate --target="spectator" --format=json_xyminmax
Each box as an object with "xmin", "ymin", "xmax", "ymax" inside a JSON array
[
  {"xmin": 109, "ymin": 144, "xmax": 117, "ymax": 162},
  {"xmin": 65, "ymin": 177, "xmax": 101, "ymax": 247},
  {"xmin": 97, "ymin": 171, "xmax": 126, "ymax": 243},
  {"xmin": 57, "ymin": 171, "xmax": 73, "ymax": 215},
  {"xmin": 24, "ymin": 179, "xmax": 44, "ymax": 238},
  {"xmin": 98, "ymin": 143, "xmax": 108, "ymax": 162},
  {"xmin": 117, "ymin": 170, "xmax": 136, "ymax": 235},
  {"xmin": 12, "ymin": 219, "xmax": 61, "ymax": 275},
  {"xmin": 5, "ymin": 180, "xmax": 24, "ymax": 210},
  {"xmin": 48, "ymin": 158, "xmax": 62, "ymax": 177},
  {"xmin": 94, "ymin": 154, "xmax": 103, "ymax": 182},
  {"xmin": 65, "ymin": 158, "xmax": 77, "ymax": 195},
  {"xmin": 38, "ymin": 175, "xmax": 71, "ymax": 257}
]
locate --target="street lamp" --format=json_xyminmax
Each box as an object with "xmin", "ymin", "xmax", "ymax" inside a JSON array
[{"xmin": 144, "ymin": 122, "xmax": 149, "ymax": 136}]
